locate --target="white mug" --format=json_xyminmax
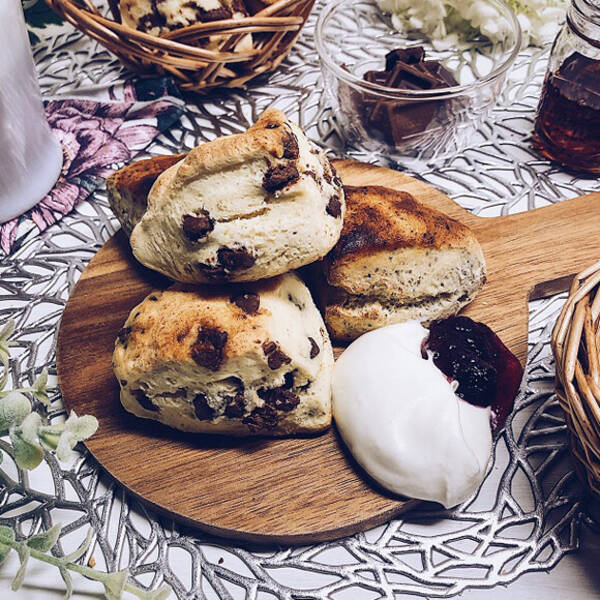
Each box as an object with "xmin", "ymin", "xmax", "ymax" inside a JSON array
[{"xmin": 0, "ymin": 0, "xmax": 63, "ymax": 224}]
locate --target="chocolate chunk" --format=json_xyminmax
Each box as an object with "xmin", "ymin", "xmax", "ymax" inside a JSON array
[
  {"xmin": 282, "ymin": 134, "xmax": 299, "ymax": 159},
  {"xmin": 263, "ymin": 164, "xmax": 300, "ymax": 194},
  {"xmin": 265, "ymin": 122, "xmax": 279, "ymax": 129},
  {"xmin": 134, "ymin": 390, "xmax": 158, "ymax": 412},
  {"xmin": 224, "ymin": 393, "xmax": 246, "ymax": 418},
  {"xmin": 217, "ymin": 247, "xmax": 256, "ymax": 271},
  {"xmin": 148, "ymin": 295, "xmax": 159, "ymax": 302},
  {"xmin": 262, "ymin": 341, "xmax": 277, "ymax": 355},
  {"xmin": 182, "ymin": 210, "xmax": 214, "ymax": 242},
  {"xmin": 191, "ymin": 327, "xmax": 228, "ymax": 371},
  {"xmin": 243, "ymin": 404, "xmax": 279, "ymax": 431},
  {"xmin": 262, "ymin": 342, "xmax": 291, "ymax": 370},
  {"xmin": 385, "ymin": 47, "xmax": 425, "ymax": 71},
  {"xmin": 308, "ymin": 337, "xmax": 320, "ymax": 359},
  {"xmin": 195, "ymin": 6, "xmax": 233, "ymax": 22},
  {"xmin": 231, "ymin": 292, "xmax": 260, "ymax": 314},
  {"xmin": 326, "ymin": 195, "xmax": 342, "ymax": 218},
  {"xmin": 193, "ymin": 393, "xmax": 214, "ymax": 420},
  {"xmin": 196, "ymin": 263, "xmax": 227, "ymax": 280},
  {"xmin": 117, "ymin": 327, "xmax": 132, "ymax": 345},
  {"xmin": 120, "ymin": 380, "xmax": 128, "ymax": 387},
  {"xmin": 259, "ymin": 387, "xmax": 300, "ymax": 412}
]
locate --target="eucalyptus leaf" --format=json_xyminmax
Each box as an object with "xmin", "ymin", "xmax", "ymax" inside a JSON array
[
  {"xmin": 56, "ymin": 431, "xmax": 77, "ymax": 463},
  {"xmin": 26, "ymin": 523, "xmax": 61, "ymax": 552},
  {"xmin": 0, "ymin": 320, "xmax": 15, "ymax": 345},
  {"xmin": 103, "ymin": 569, "xmax": 128, "ymax": 600},
  {"xmin": 32, "ymin": 368, "xmax": 50, "ymax": 406},
  {"xmin": 59, "ymin": 566, "xmax": 73, "ymax": 600},
  {"xmin": 0, "ymin": 392, "xmax": 31, "ymax": 433},
  {"xmin": 64, "ymin": 528, "xmax": 93, "ymax": 563},
  {"xmin": 0, "ymin": 525, "xmax": 15, "ymax": 566},
  {"xmin": 64, "ymin": 412, "xmax": 99, "ymax": 440},
  {"xmin": 38, "ymin": 429, "xmax": 61, "ymax": 452},
  {"xmin": 10, "ymin": 428, "xmax": 44, "ymax": 470},
  {"xmin": 20, "ymin": 412, "xmax": 43, "ymax": 443},
  {"xmin": 11, "ymin": 544, "xmax": 30, "ymax": 591}
]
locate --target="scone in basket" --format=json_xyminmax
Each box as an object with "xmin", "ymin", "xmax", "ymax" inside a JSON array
[
  {"xmin": 552, "ymin": 260, "xmax": 600, "ymax": 499},
  {"xmin": 45, "ymin": 0, "xmax": 315, "ymax": 92}
]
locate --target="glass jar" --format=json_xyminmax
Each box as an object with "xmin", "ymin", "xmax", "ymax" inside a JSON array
[{"xmin": 532, "ymin": 0, "xmax": 600, "ymax": 173}]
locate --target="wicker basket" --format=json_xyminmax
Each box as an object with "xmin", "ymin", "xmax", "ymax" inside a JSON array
[
  {"xmin": 46, "ymin": 0, "xmax": 316, "ymax": 92},
  {"xmin": 552, "ymin": 260, "xmax": 600, "ymax": 499}
]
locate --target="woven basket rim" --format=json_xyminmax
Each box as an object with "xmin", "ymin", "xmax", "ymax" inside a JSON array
[
  {"xmin": 46, "ymin": 0, "xmax": 316, "ymax": 91},
  {"xmin": 552, "ymin": 259, "xmax": 600, "ymax": 498}
]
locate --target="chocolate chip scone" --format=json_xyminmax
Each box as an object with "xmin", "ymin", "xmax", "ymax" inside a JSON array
[
  {"xmin": 119, "ymin": 0, "xmax": 251, "ymax": 51},
  {"xmin": 113, "ymin": 272, "xmax": 333, "ymax": 436},
  {"xmin": 108, "ymin": 108, "xmax": 345, "ymax": 283}
]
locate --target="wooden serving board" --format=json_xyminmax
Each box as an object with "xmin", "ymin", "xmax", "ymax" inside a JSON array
[{"xmin": 57, "ymin": 160, "xmax": 600, "ymax": 544}]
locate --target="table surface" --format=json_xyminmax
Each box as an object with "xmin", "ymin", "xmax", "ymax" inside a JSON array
[{"xmin": 2, "ymin": 1, "xmax": 600, "ymax": 599}]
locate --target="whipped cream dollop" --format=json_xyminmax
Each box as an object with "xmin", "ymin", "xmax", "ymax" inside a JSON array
[{"xmin": 332, "ymin": 321, "xmax": 492, "ymax": 508}]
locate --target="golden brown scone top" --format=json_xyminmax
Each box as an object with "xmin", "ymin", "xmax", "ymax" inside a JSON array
[
  {"xmin": 172, "ymin": 108, "xmax": 302, "ymax": 188},
  {"xmin": 115, "ymin": 278, "xmax": 282, "ymax": 373},
  {"xmin": 327, "ymin": 185, "xmax": 477, "ymax": 263},
  {"xmin": 107, "ymin": 154, "xmax": 186, "ymax": 207}
]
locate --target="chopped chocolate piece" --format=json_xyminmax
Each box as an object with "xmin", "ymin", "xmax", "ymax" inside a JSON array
[
  {"xmin": 243, "ymin": 404, "xmax": 279, "ymax": 431},
  {"xmin": 224, "ymin": 393, "xmax": 246, "ymax": 418},
  {"xmin": 326, "ymin": 195, "xmax": 342, "ymax": 218},
  {"xmin": 259, "ymin": 387, "xmax": 300, "ymax": 412},
  {"xmin": 385, "ymin": 47, "xmax": 425, "ymax": 71},
  {"xmin": 266, "ymin": 122, "xmax": 279, "ymax": 129},
  {"xmin": 120, "ymin": 380, "xmax": 128, "ymax": 387},
  {"xmin": 308, "ymin": 337, "xmax": 320, "ymax": 359},
  {"xmin": 262, "ymin": 341, "xmax": 277, "ymax": 355},
  {"xmin": 195, "ymin": 6, "xmax": 233, "ymax": 22},
  {"xmin": 364, "ymin": 70, "xmax": 391, "ymax": 86},
  {"xmin": 117, "ymin": 327, "xmax": 132, "ymax": 345},
  {"xmin": 231, "ymin": 292, "xmax": 260, "ymax": 314},
  {"xmin": 263, "ymin": 164, "xmax": 300, "ymax": 194},
  {"xmin": 191, "ymin": 327, "xmax": 228, "ymax": 371},
  {"xmin": 148, "ymin": 295, "xmax": 159, "ymax": 302},
  {"xmin": 134, "ymin": 389, "xmax": 158, "ymax": 412},
  {"xmin": 262, "ymin": 341, "xmax": 292, "ymax": 370},
  {"xmin": 217, "ymin": 246, "xmax": 256, "ymax": 271},
  {"xmin": 196, "ymin": 263, "xmax": 227, "ymax": 280},
  {"xmin": 193, "ymin": 393, "xmax": 214, "ymax": 420},
  {"xmin": 182, "ymin": 210, "xmax": 214, "ymax": 242},
  {"xmin": 283, "ymin": 371, "xmax": 294, "ymax": 389},
  {"xmin": 282, "ymin": 134, "xmax": 299, "ymax": 159}
]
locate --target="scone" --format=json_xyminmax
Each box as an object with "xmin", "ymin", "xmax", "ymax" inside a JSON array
[
  {"xmin": 119, "ymin": 0, "xmax": 249, "ymax": 41},
  {"xmin": 113, "ymin": 272, "xmax": 333, "ymax": 436},
  {"xmin": 110, "ymin": 108, "xmax": 345, "ymax": 283},
  {"xmin": 320, "ymin": 185, "xmax": 486, "ymax": 342},
  {"xmin": 108, "ymin": 154, "xmax": 186, "ymax": 237}
]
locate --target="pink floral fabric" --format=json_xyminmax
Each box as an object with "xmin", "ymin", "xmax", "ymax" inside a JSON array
[{"xmin": 0, "ymin": 90, "xmax": 182, "ymax": 255}]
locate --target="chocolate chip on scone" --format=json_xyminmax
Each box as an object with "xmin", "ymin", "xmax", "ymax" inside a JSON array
[
  {"xmin": 182, "ymin": 211, "xmax": 214, "ymax": 242},
  {"xmin": 122, "ymin": 109, "xmax": 345, "ymax": 284},
  {"xmin": 191, "ymin": 327, "xmax": 228, "ymax": 371},
  {"xmin": 112, "ymin": 272, "xmax": 334, "ymax": 436},
  {"xmin": 308, "ymin": 337, "xmax": 320, "ymax": 359}
]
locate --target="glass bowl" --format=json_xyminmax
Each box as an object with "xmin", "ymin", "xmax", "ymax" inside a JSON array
[{"xmin": 315, "ymin": 0, "xmax": 522, "ymax": 162}]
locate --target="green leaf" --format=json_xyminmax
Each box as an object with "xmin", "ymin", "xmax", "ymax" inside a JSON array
[
  {"xmin": 103, "ymin": 569, "xmax": 128, "ymax": 600},
  {"xmin": 32, "ymin": 368, "xmax": 50, "ymax": 406},
  {"xmin": 0, "ymin": 392, "xmax": 32, "ymax": 434},
  {"xmin": 21, "ymin": 412, "xmax": 42, "ymax": 443},
  {"xmin": 59, "ymin": 566, "xmax": 73, "ymax": 600},
  {"xmin": 149, "ymin": 585, "xmax": 173, "ymax": 600},
  {"xmin": 10, "ymin": 428, "xmax": 44, "ymax": 470},
  {"xmin": 56, "ymin": 431, "xmax": 77, "ymax": 463},
  {"xmin": 64, "ymin": 412, "xmax": 99, "ymax": 440},
  {"xmin": 0, "ymin": 320, "xmax": 15, "ymax": 345},
  {"xmin": 64, "ymin": 528, "xmax": 93, "ymax": 564},
  {"xmin": 11, "ymin": 544, "xmax": 30, "ymax": 591},
  {"xmin": 26, "ymin": 523, "xmax": 61, "ymax": 552},
  {"xmin": 0, "ymin": 525, "xmax": 16, "ymax": 566}
]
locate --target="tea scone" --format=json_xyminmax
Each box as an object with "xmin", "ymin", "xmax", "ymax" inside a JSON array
[
  {"xmin": 121, "ymin": 108, "xmax": 345, "ymax": 283},
  {"xmin": 108, "ymin": 154, "xmax": 186, "ymax": 237},
  {"xmin": 113, "ymin": 272, "xmax": 334, "ymax": 436},
  {"xmin": 119, "ymin": 0, "xmax": 251, "ymax": 51},
  {"xmin": 320, "ymin": 185, "xmax": 486, "ymax": 342}
]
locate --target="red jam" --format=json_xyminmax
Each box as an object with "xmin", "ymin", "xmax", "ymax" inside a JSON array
[{"xmin": 425, "ymin": 316, "xmax": 524, "ymax": 433}]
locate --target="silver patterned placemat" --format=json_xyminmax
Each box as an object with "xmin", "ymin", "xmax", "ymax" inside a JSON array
[{"xmin": 2, "ymin": 2, "xmax": 600, "ymax": 598}]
